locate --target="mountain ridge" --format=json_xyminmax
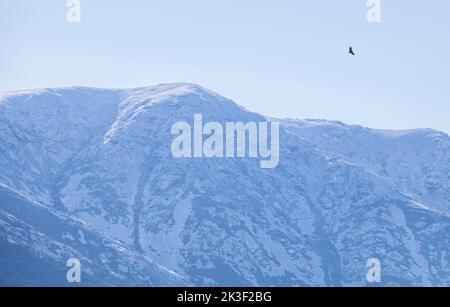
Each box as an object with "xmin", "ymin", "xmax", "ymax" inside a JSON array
[{"xmin": 2, "ymin": 83, "xmax": 448, "ymax": 138}]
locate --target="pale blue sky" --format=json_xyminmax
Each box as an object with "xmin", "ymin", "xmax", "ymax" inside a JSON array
[{"xmin": 1, "ymin": 1, "xmax": 449, "ymax": 132}]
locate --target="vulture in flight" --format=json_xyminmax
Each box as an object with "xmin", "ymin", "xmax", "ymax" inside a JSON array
[{"xmin": 349, "ymin": 46, "xmax": 355, "ymax": 56}]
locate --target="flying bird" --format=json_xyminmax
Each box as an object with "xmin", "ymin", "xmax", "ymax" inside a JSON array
[{"xmin": 349, "ymin": 46, "xmax": 355, "ymax": 56}]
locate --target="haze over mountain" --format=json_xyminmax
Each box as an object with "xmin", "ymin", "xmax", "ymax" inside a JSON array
[{"xmin": 0, "ymin": 83, "xmax": 449, "ymax": 286}]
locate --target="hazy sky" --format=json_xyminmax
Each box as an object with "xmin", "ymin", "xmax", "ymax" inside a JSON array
[{"xmin": 1, "ymin": 0, "xmax": 449, "ymax": 133}]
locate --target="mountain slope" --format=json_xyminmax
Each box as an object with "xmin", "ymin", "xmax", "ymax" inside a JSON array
[
  {"xmin": 0, "ymin": 83, "xmax": 449, "ymax": 286},
  {"xmin": 0, "ymin": 182, "xmax": 186, "ymax": 286}
]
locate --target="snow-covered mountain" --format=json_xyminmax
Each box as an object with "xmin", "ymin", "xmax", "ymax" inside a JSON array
[{"xmin": 0, "ymin": 83, "xmax": 449, "ymax": 286}]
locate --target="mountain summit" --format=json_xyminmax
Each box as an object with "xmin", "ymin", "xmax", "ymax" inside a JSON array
[{"xmin": 1, "ymin": 84, "xmax": 449, "ymax": 286}]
